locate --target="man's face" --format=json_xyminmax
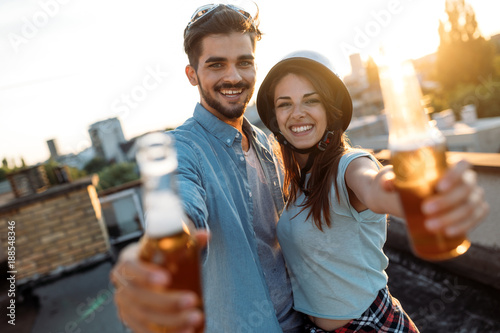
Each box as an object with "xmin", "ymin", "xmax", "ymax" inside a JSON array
[{"xmin": 186, "ymin": 32, "xmax": 257, "ymax": 120}]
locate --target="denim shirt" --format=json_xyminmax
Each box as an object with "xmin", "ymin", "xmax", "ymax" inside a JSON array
[{"xmin": 172, "ymin": 104, "xmax": 288, "ymax": 332}]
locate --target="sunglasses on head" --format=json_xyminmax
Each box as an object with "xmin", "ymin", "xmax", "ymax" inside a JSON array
[{"xmin": 185, "ymin": 3, "xmax": 254, "ymax": 35}]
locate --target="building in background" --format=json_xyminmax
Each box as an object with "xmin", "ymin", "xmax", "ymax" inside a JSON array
[
  {"xmin": 45, "ymin": 138, "xmax": 94, "ymax": 170},
  {"xmin": 46, "ymin": 139, "xmax": 60, "ymax": 160},
  {"xmin": 88, "ymin": 117, "xmax": 127, "ymax": 163},
  {"xmin": 343, "ymin": 53, "xmax": 384, "ymax": 118}
]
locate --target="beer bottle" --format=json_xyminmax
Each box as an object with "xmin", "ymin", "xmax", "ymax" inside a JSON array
[
  {"xmin": 136, "ymin": 132, "xmax": 204, "ymax": 332},
  {"xmin": 378, "ymin": 59, "xmax": 470, "ymax": 261}
]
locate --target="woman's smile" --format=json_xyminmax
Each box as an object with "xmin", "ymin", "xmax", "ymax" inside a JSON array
[{"xmin": 290, "ymin": 124, "xmax": 313, "ymax": 134}]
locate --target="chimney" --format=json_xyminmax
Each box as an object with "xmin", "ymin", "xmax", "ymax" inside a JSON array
[{"xmin": 47, "ymin": 139, "xmax": 60, "ymax": 159}]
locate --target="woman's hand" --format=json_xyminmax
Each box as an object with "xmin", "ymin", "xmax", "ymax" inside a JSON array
[
  {"xmin": 372, "ymin": 158, "xmax": 489, "ymax": 236},
  {"xmin": 422, "ymin": 159, "xmax": 489, "ymax": 236}
]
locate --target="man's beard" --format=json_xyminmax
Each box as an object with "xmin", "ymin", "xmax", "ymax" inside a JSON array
[{"xmin": 199, "ymin": 80, "xmax": 254, "ymax": 119}]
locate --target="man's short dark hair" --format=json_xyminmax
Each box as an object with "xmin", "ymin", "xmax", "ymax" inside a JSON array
[{"xmin": 183, "ymin": 4, "xmax": 262, "ymax": 69}]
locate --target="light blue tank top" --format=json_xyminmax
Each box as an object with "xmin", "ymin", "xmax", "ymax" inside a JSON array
[{"xmin": 276, "ymin": 150, "xmax": 389, "ymax": 320}]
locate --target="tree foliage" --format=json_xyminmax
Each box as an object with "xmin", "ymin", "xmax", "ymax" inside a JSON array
[
  {"xmin": 97, "ymin": 162, "xmax": 139, "ymax": 191},
  {"xmin": 448, "ymin": 81, "xmax": 500, "ymax": 119},
  {"xmin": 0, "ymin": 158, "xmax": 9, "ymax": 181},
  {"xmin": 435, "ymin": 0, "xmax": 494, "ymax": 91},
  {"xmin": 430, "ymin": 0, "xmax": 500, "ymax": 119},
  {"xmin": 0, "ymin": 157, "xmax": 26, "ymax": 181},
  {"xmin": 43, "ymin": 159, "xmax": 86, "ymax": 185},
  {"xmin": 494, "ymin": 55, "xmax": 500, "ymax": 77},
  {"xmin": 83, "ymin": 157, "xmax": 109, "ymax": 175}
]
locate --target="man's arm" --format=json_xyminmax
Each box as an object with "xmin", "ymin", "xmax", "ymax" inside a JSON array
[{"xmin": 111, "ymin": 137, "xmax": 209, "ymax": 333}]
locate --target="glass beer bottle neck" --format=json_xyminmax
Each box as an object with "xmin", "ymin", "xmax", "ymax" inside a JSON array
[{"xmin": 144, "ymin": 191, "xmax": 185, "ymax": 238}]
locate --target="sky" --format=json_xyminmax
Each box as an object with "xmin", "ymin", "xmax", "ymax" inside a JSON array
[{"xmin": 1, "ymin": 0, "xmax": 499, "ymax": 166}]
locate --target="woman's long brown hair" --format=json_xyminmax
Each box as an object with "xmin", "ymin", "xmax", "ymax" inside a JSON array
[{"xmin": 269, "ymin": 66, "xmax": 352, "ymax": 231}]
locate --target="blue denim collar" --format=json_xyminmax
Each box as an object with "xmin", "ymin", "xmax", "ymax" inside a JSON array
[{"xmin": 193, "ymin": 103, "xmax": 255, "ymax": 148}]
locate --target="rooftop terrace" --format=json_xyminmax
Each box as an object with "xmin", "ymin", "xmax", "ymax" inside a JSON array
[{"xmin": 0, "ymin": 150, "xmax": 498, "ymax": 333}]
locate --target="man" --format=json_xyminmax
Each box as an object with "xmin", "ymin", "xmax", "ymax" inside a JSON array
[
  {"xmin": 111, "ymin": 4, "xmax": 489, "ymax": 333},
  {"xmin": 114, "ymin": 4, "xmax": 303, "ymax": 332}
]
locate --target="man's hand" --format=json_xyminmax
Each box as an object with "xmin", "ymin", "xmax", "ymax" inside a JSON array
[{"xmin": 110, "ymin": 231, "xmax": 209, "ymax": 333}]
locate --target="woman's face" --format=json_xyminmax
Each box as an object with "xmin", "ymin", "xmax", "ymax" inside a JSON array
[{"xmin": 274, "ymin": 73, "xmax": 328, "ymax": 150}]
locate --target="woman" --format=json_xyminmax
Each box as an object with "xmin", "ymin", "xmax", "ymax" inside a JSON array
[{"xmin": 256, "ymin": 51, "xmax": 487, "ymax": 332}]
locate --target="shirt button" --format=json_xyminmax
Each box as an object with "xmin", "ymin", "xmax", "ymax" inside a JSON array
[
  {"xmin": 240, "ymin": 156, "xmax": 245, "ymax": 161},
  {"xmin": 249, "ymin": 191, "xmax": 252, "ymax": 198},
  {"xmin": 236, "ymin": 132, "xmax": 240, "ymax": 137},
  {"xmin": 273, "ymin": 181, "xmax": 277, "ymax": 186}
]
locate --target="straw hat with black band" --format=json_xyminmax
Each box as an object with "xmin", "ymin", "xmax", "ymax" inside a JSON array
[{"xmin": 256, "ymin": 50, "xmax": 353, "ymax": 154}]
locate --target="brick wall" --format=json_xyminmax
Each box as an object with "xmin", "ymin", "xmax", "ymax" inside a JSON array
[{"xmin": 0, "ymin": 175, "xmax": 109, "ymax": 283}]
